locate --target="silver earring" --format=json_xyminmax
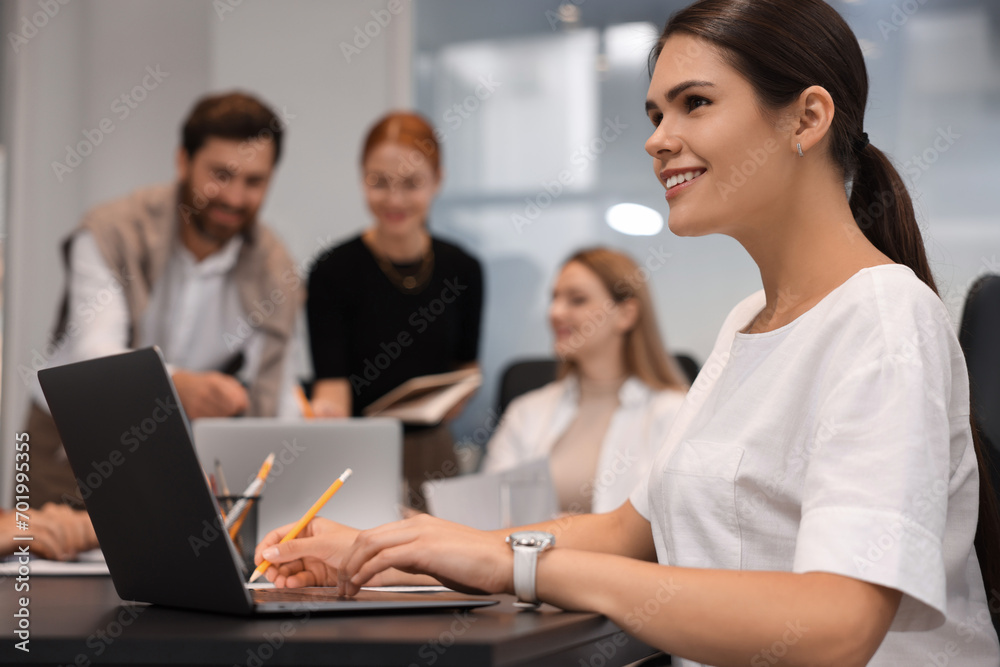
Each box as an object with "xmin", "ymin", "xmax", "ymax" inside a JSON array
[{"xmin": 796, "ymin": 143, "xmax": 804, "ymax": 157}]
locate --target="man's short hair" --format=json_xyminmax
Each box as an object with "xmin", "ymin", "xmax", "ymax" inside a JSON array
[{"xmin": 181, "ymin": 91, "xmax": 284, "ymax": 164}]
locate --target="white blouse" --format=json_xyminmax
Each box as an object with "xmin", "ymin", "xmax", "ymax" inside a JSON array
[
  {"xmin": 631, "ymin": 265, "xmax": 999, "ymax": 666},
  {"xmin": 484, "ymin": 375, "xmax": 686, "ymax": 514}
]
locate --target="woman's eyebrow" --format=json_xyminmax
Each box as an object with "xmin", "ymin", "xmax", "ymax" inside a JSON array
[
  {"xmin": 666, "ymin": 79, "xmax": 716, "ymax": 102},
  {"xmin": 645, "ymin": 80, "xmax": 716, "ymax": 113}
]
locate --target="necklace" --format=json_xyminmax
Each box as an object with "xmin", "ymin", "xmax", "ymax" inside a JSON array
[{"xmin": 366, "ymin": 234, "xmax": 435, "ymax": 294}]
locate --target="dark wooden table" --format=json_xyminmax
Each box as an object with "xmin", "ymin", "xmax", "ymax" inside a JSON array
[{"xmin": 0, "ymin": 577, "xmax": 658, "ymax": 666}]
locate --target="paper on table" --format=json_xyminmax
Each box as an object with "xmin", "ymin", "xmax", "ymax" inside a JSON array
[{"xmin": 0, "ymin": 549, "xmax": 109, "ymax": 576}]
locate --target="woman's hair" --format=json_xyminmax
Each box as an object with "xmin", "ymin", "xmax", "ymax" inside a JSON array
[
  {"xmin": 360, "ymin": 111, "xmax": 441, "ymax": 176},
  {"xmin": 559, "ymin": 247, "xmax": 688, "ymax": 392},
  {"xmin": 652, "ymin": 0, "xmax": 935, "ymax": 292},
  {"xmin": 652, "ymin": 0, "xmax": 999, "ymax": 612}
]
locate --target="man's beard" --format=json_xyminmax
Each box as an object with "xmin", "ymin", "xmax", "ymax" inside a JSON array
[{"xmin": 178, "ymin": 179, "xmax": 255, "ymax": 244}]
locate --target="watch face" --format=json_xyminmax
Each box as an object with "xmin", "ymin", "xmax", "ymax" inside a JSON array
[{"xmin": 507, "ymin": 531, "xmax": 555, "ymax": 549}]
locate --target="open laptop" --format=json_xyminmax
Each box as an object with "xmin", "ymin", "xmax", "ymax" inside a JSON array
[
  {"xmin": 192, "ymin": 418, "xmax": 402, "ymax": 537},
  {"xmin": 37, "ymin": 347, "xmax": 496, "ymax": 616}
]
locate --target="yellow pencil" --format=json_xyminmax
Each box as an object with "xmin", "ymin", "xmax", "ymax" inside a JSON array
[
  {"xmin": 295, "ymin": 386, "xmax": 315, "ymax": 419},
  {"xmin": 249, "ymin": 468, "xmax": 352, "ymax": 583}
]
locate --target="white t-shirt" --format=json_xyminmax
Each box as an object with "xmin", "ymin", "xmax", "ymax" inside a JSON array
[{"xmin": 630, "ymin": 265, "xmax": 999, "ymax": 666}]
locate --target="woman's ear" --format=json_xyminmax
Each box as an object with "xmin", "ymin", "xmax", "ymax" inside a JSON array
[
  {"xmin": 616, "ymin": 298, "xmax": 640, "ymax": 334},
  {"xmin": 788, "ymin": 85, "xmax": 836, "ymax": 156}
]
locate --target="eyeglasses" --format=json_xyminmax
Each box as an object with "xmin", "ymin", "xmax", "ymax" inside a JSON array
[{"xmin": 364, "ymin": 172, "xmax": 431, "ymax": 195}]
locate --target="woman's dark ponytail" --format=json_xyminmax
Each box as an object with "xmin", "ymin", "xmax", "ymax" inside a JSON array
[{"xmin": 849, "ymin": 143, "xmax": 937, "ymax": 293}]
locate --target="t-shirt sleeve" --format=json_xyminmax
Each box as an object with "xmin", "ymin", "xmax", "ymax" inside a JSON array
[
  {"xmin": 306, "ymin": 254, "xmax": 352, "ymax": 380},
  {"xmin": 793, "ymin": 349, "xmax": 955, "ymax": 624},
  {"xmin": 454, "ymin": 255, "xmax": 483, "ymax": 364}
]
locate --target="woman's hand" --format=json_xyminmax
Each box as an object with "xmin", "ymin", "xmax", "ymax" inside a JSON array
[
  {"xmin": 336, "ymin": 513, "xmax": 513, "ymax": 597},
  {"xmin": 310, "ymin": 379, "xmax": 351, "ymax": 418},
  {"xmin": 254, "ymin": 517, "xmax": 360, "ymax": 588}
]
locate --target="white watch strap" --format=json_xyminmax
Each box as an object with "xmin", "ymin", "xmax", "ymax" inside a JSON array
[{"xmin": 512, "ymin": 544, "xmax": 539, "ymax": 604}]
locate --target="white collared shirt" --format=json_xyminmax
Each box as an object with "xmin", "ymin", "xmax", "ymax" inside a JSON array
[
  {"xmin": 31, "ymin": 231, "xmax": 300, "ymax": 418},
  {"xmin": 483, "ymin": 374, "xmax": 686, "ymax": 514},
  {"xmin": 631, "ymin": 265, "xmax": 999, "ymax": 666}
]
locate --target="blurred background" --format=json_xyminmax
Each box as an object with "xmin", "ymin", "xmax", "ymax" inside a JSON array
[{"xmin": 2, "ymin": 0, "xmax": 999, "ymax": 502}]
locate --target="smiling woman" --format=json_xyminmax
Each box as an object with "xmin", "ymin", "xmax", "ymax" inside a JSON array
[
  {"xmin": 306, "ymin": 112, "xmax": 484, "ymax": 511},
  {"xmin": 257, "ymin": 2, "xmax": 1000, "ymax": 665}
]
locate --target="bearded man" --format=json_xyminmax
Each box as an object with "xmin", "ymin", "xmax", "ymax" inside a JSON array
[{"xmin": 26, "ymin": 92, "xmax": 303, "ymax": 507}]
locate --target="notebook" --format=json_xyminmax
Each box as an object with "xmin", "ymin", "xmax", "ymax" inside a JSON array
[
  {"xmin": 192, "ymin": 418, "xmax": 403, "ymax": 537},
  {"xmin": 37, "ymin": 347, "xmax": 497, "ymax": 615}
]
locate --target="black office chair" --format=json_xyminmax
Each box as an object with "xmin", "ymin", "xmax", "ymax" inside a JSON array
[
  {"xmin": 958, "ymin": 273, "xmax": 1000, "ymax": 636},
  {"xmin": 495, "ymin": 353, "xmax": 701, "ymax": 417},
  {"xmin": 959, "ymin": 274, "xmax": 1000, "ymax": 502},
  {"xmin": 496, "ymin": 358, "xmax": 559, "ymax": 417}
]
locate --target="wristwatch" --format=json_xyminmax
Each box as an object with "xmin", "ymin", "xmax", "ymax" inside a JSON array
[{"xmin": 506, "ymin": 531, "xmax": 555, "ymax": 608}]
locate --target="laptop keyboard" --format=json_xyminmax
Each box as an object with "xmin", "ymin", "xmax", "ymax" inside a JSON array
[{"xmin": 252, "ymin": 587, "xmax": 343, "ymax": 602}]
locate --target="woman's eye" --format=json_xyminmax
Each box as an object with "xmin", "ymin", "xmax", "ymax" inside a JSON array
[
  {"xmin": 648, "ymin": 112, "xmax": 663, "ymax": 127},
  {"xmin": 686, "ymin": 96, "xmax": 709, "ymax": 112}
]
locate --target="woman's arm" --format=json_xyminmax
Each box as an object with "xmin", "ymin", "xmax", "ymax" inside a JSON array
[
  {"xmin": 536, "ymin": 551, "xmax": 900, "ymax": 667},
  {"xmin": 256, "ymin": 501, "xmax": 655, "ymax": 586},
  {"xmin": 335, "ymin": 510, "xmax": 899, "ymax": 667}
]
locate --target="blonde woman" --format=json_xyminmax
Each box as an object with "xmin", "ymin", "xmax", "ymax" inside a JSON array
[{"xmin": 482, "ymin": 248, "xmax": 687, "ymax": 514}]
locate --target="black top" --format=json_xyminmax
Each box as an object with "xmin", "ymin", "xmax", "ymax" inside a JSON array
[{"xmin": 307, "ymin": 235, "xmax": 484, "ymax": 416}]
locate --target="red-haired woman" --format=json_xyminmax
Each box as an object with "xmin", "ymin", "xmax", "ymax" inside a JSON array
[{"xmin": 306, "ymin": 112, "xmax": 484, "ymax": 511}]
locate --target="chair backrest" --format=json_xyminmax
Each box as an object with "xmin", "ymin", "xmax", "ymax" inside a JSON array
[
  {"xmin": 959, "ymin": 274, "xmax": 1000, "ymax": 499},
  {"xmin": 497, "ymin": 358, "xmax": 559, "ymax": 417},
  {"xmin": 495, "ymin": 353, "xmax": 702, "ymax": 417},
  {"xmin": 674, "ymin": 354, "xmax": 700, "ymax": 385}
]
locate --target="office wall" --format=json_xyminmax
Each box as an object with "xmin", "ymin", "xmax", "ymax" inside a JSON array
[{"xmin": 0, "ymin": 0, "xmax": 411, "ymax": 505}]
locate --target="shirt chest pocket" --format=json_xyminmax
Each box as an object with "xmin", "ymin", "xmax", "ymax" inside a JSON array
[{"xmin": 657, "ymin": 440, "xmax": 745, "ymax": 570}]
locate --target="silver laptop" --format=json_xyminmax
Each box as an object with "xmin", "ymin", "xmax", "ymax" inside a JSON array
[
  {"xmin": 193, "ymin": 419, "xmax": 403, "ymax": 537},
  {"xmin": 422, "ymin": 458, "xmax": 559, "ymax": 530}
]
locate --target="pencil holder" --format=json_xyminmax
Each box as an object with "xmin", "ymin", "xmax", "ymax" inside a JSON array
[{"xmin": 217, "ymin": 495, "xmax": 259, "ymax": 578}]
